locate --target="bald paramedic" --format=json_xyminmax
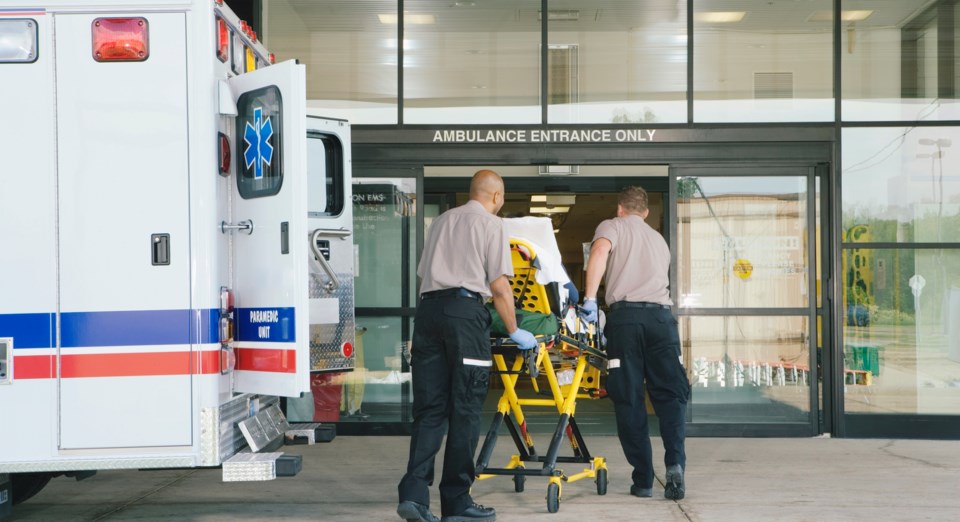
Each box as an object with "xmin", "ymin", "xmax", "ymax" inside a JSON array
[
  {"xmin": 582, "ymin": 186, "xmax": 690, "ymax": 501},
  {"xmin": 397, "ymin": 170, "xmax": 537, "ymax": 522}
]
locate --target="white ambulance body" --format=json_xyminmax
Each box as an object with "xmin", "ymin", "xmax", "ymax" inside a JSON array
[{"xmin": 0, "ymin": 0, "xmax": 355, "ymax": 504}]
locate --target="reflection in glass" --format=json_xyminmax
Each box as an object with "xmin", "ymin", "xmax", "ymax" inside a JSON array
[
  {"xmin": 546, "ymin": 0, "xmax": 686, "ymax": 123},
  {"xmin": 682, "ymin": 316, "xmax": 811, "ymax": 424},
  {"xmin": 842, "ymin": 127, "xmax": 960, "ymax": 243},
  {"xmin": 353, "ymin": 178, "xmax": 417, "ymax": 308},
  {"xmin": 263, "ymin": 0, "xmax": 398, "ymax": 123},
  {"xmin": 330, "ymin": 316, "xmax": 411, "ymax": 423},
  {"xmin": 693, "ymin": 0, "xmax": 833, "ymax": 122},
  {"xmin": 677, "ymin": 176, "xmax": 809, "ymax": 309},
  {"xmin": 842, "ymin": 0, "xmax": 960, "ymax": 121},
  {"xmin": 842, "ymin": 249, "xmax": 960, "ymax": 415},
  {"xmin": 403, "ymin": 0, "xmax": 540, "ymax": 123}
]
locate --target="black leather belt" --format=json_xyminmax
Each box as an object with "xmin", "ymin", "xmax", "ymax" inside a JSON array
[
  {"xmin": 609, "ymin": 301, "xmax": 671, "ymax": 311},
  {"xmin": 421, "ymin": 287, "xmax": 483, "ymax": 302}
]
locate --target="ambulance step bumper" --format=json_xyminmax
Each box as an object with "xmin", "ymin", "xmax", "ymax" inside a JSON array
[
  {"xmin": 222, "ymin": 452, "xmax": 302, "ymax": 481},
  {"xmin": 284, "ymin": 423, "xmax": 336, "ymax": 445}
]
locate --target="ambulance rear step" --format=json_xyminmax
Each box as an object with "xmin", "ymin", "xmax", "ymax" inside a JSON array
[{"xmin": 221, "ymin": 403, "xmax": 334, "ymax": 481}]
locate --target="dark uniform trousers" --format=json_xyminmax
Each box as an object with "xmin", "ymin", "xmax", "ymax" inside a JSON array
[
  {"xmin": 398, "ymin": 293, "xmax": 491, "ymax": 516},
  {"xmin": 604, "ymin": 304, "xmax": 690, "ymax": 489}
]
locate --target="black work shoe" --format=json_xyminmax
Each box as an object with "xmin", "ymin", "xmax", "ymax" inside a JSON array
[
  {"xmin": 630, "ymin": 485, "xmax": 652, "ymax": 497},
  {"xmin": 397, "ymin": 500, "xmax": 440, "ymax": 522},
  {"xmin": 440, "ymin": 503, "xmax": 496, "ymax": 522},
  {"xmin": 664, "ymin": 464, "xmax": 685, "ymax": 500}
]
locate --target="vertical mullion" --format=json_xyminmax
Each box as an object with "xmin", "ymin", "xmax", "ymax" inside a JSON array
[
  {"xmin": 542, "ymin": 0, "xmax": 548, "ymax": 124},
  {"xmin": 398, "ymin": 0, "xmax": 404, "ymax": 125},
  {"xmin": 687, "ymin": 0, "xmax": 693, "ymax": 124}
]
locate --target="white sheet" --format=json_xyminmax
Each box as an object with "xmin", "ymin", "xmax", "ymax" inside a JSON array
[{"xmin": 504, "ymin": 216, "xmax": 571, "ymax": 287}]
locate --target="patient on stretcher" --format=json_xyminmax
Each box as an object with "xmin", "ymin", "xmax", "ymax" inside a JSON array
[{"xmin": 487, "ymin": 216, "xmax": 590, "ymax": 338}]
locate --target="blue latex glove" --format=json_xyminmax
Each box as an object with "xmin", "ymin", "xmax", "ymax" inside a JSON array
[
  {"xmin": 582, "ymin": 298, "xmax": 598, "ymax": 323},
  {"xmin": 509, "ymin": 328, "xmax": 538, "ymax": 350}
]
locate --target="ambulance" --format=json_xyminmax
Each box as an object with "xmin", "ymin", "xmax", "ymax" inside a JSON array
[{"xmin": 0, "ymin": 0, "xmax": 355, "ymax": 508}]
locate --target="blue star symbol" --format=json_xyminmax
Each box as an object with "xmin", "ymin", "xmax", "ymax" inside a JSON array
[{"xmin": 243, "ymin": 107, "xmax": 274, "ymax": 180}]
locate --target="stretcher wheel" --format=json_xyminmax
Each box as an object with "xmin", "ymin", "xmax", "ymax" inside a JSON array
[
  {"xmin": 596, "ymin": 468, "xmax": 608, "ymax": 495},
  {"xmin": 546, "ymin": 482, "xmax": 560, "ymax": 513},
  {"xmin": 513, "ymin": 470, "xmax": 525, "ymax": 492}
]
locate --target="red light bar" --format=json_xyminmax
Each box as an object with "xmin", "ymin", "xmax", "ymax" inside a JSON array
[
  {"xmin": 92, "ymin": 17, "xmax": 148, "ymax": 62},
  {"xmin": 216, "ymin": 17, "xmax": 229, "ymax": 63},
  {"xmin": 218, "ymin": 132, "xmax": 231, "ymax": 175},
  {"xmin": 268, "ymin": 53, "xmax": 275, "ymax": 64}
]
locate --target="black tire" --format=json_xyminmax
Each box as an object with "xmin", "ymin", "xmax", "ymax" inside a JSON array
[
  {"xmin": 596, "ymin": 468, "xmax": 608, "ymax": 495},
  {"xmin": 546, "ymin": 482, "xmax": 560, "ymax": 513},
  {"xmin": 11, "ymin": 472, "xmax": 53, "ymax": 505},
  {"xmin": 513, "ymin": 470, "xmax": 525, "ymax": 493}
]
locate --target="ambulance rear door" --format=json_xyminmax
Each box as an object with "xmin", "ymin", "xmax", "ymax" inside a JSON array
[{"xmin": 227, "ymin": 60, "xmax": 309, "ymax": 398}]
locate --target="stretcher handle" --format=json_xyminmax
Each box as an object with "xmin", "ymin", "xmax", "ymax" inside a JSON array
[{"xmin": 310, "ymin": 228, "xmax": 351, "ymax": 292}]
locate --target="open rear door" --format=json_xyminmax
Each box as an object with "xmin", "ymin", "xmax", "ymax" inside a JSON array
[{"xmin": 228, "ymin": 60, "xmax": 308, "ymax": 397}]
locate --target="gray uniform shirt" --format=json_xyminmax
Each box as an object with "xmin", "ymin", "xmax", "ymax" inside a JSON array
[
  {"xmin": 418, "ymin": 200, "xmax": 513, "ymax": 298},
  {"xmin": 592, "ymin": 214, "xmax": 672, "ymax": 306}
]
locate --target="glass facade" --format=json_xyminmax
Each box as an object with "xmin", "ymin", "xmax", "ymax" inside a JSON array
[
  {"xmin": 403, "ymin": 0, "xmax": 541, "ymax": 124},
  {"xmin": 547, "ymin": 0, "xmax": 687, "ymax": 123},
  {"xmin": 842, "ymin": 0, "xmax": 960, "ymax": 121},
  {"xmin": 263, "ymin": 0, "xmax": 399, "ymax": 123},
  {"xmin": 842, "ymin": 127, "xmax": 960, "ymax": 415},
  {"xmin": 257, "ymin": 1, "xmax": 960, "ymax": 438},
  {"xmin": 693, "ymin": 0, "xmax": 833, "ymax": 122}
]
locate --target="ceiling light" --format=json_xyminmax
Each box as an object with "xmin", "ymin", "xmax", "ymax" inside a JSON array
[
  {"xmin": 530, "ymin": 206, "xmax": 570, "ymax": 214},
  {"xmin": 530, "ymin": 195, "xmax": 547, "ymax": 202},
  {"xmin": 694, "ymin": 11, "xmax": 747, "ymax": 23},
  {"xmin": 807, "ymin": 10, "xmax": 873, "ymax": 22},
  {"xmin": 378, "ymin": 13, "xmax": 436, "ymax": 25},
  {"xmin": 538, "ymin": 10, "xmax": 580, "ymax": 21}
]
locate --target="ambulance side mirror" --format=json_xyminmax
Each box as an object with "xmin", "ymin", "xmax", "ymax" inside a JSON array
[{"xmin": 218, "ymin": 80, "xmax": 238, "ymax": 116}]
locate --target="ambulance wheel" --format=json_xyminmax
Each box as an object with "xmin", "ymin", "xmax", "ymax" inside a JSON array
[
  {"xmin": 596, "ymin": 468, "xmax": 608, "ymax": 495},
  {"xmin": 513, "ymin": 471, "xmax": 525, "ymax": 493},
  {"xmin": 11, "ymin": 472, "xmax": 53, "ymax": 505},
  {"xmin": 546, "ymin": 483, "xmax": 560, "ymax": 513}
]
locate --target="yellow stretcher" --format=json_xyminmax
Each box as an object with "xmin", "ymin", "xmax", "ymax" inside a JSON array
[{"xmin": 475, "ymin": 238, "xmax": 609, "ymax": 514}]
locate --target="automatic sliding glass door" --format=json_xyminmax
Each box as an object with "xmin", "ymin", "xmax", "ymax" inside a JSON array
[{"xmin": 672, "ymin": 166, "xmax": 824, "ymax": 435}]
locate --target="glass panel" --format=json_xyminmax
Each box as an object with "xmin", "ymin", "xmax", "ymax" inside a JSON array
[
  {"xmin": 683, "ymin": 316, "xmax": 811, "ymax": 423},
  {"xmin": 842, "ymin": 249, "xmax": 960, "ymax": 414},
  {"xmin": 403, "ymin": 0, "xmax": 540, "ymax": 123},
  {"xmin": 339, "ymin": 316, "xmax": 411, "ymax": 423},
  {"xmin": 353, "ymin": 178, "xmax": 417, "ymax": 307},
  {"xmin": 677, "ymin": 176, "xmax": 809, "ymax": 309},
  {"xmin": 693, "ymin": 0, "xmax": 833, "ymax": 122},
  {"xmin": 546, "ymin": 0, "xmax": 686, "ymax": 123},
  {"xmin": 842, "ymin": 0, "xmax": 960, "ymax": 121},
  {"xmin": 307, "ymin": 133, "xmax": 345, "ymax": 216},
  {"xmin": 236, "ymin": 87, "xmax": 283, "ymax": 198},
  {"xmin": 263, "ymin": 0, "xmax": 398, "ymax": 124},
  {"xmin": 842, "ymin": 127, "xmax": 960, "ymax": 243}
]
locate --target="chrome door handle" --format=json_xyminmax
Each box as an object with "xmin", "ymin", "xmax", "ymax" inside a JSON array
[
  {"xmin": 310, "ymin": 228, "xmax": 351, "ymax": 292},
  {"xmin": 221, "ymin": 220, "xmax": 253, "ymax": 235}
]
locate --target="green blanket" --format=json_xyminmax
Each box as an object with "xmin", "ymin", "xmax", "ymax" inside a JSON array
[{"xmin": 487, "ymin": 303, "xmax": 559, "ymax": 337}]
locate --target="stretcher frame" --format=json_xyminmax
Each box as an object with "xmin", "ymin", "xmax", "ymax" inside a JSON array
[{"xmin": 475, "ymin": 239, "xmax": 608, "ymax": 514}]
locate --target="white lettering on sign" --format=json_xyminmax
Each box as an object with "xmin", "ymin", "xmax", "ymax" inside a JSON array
[
  {"xmin": 432, "ymin": 128, "xmax": 657, "ymax": 144},
  {"xmin": 258, "ymin": 325, "xmax": 271, "ymax": 338},
  {"xmin": 249, "ymin": 310, "xmax": 279, "ymax": 323}
]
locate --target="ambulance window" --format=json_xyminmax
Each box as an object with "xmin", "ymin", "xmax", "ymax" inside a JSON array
[
  {"xmin": 236, "ymin": 86, "xmax": 283, "ymax": 199},
  {"xmin": 307, "ymin": 132, "xmax": 344, "ymax": 217}
]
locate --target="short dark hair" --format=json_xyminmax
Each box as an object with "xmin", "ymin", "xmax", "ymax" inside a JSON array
[{"xmin": 619, "ymin": 186, "xmax": 648, "ymax": 214}]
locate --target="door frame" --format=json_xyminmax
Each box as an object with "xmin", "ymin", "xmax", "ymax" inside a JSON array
[
  {"xmin": 669, "ymin": 164, "xmax": 832, "ymax": 437},
  {"xmin": 350, "ymin": 126, "xmax": 841, "ymax": 437}
]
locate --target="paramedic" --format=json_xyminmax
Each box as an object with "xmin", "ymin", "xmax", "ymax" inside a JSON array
[
  {"xmin": 398, "ymin": 170, "xmax": 537, "ymax": 522},
  {"xmin": 582, "ymin": 186, "xmax": 689, "ymax": 501}
]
